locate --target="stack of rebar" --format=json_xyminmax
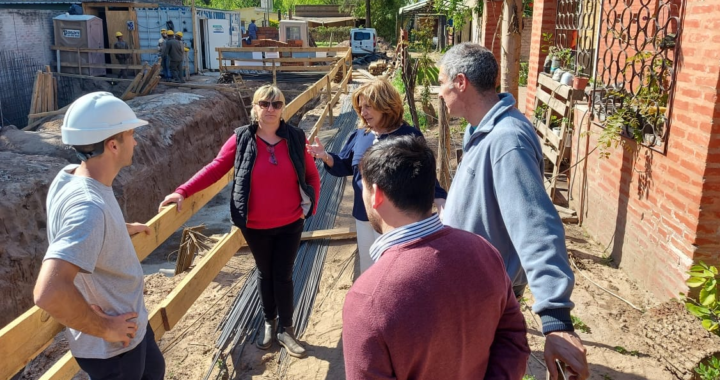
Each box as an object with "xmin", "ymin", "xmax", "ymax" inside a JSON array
[
  {"xmin": 205, "ymin": 86, "xmax": 359, "ymax": 380},
  {"xmin": 0, "ymin": 51, "xmax": 42, "ymax": 128}
]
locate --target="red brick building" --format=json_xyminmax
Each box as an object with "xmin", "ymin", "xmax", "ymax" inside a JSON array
[{"xmin": 521, "ymin": 0, "xmax": 719, "ymax": 298}]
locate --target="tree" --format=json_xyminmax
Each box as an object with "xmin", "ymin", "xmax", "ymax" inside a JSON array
[
  {"xmin": 348, "ymin": 0, "xmax": 405, "ymax": 43},
  {"xmin": 500, "ymin": 0, "xmax": 522, "ymax": 100}
]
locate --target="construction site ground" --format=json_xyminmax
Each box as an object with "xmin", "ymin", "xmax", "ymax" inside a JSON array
[{"xmin": 12, "ymin": 62, "xmax": 701, "ymax": 380}]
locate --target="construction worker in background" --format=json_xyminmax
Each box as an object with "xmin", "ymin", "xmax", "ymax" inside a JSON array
[
  {"xmin": 437, "ymin": 43, "xmax": 589, "ymax": 380},
  {"xmin": 248, "ymin": 19, "xmax": 258, "ymax": 42},
  {"xmin": 33, "ymin": 92, "xmax": 165, "ymax": 380},
  {"xmin": 163, "ymin": 30, "xmax": 175, "ymax": 81},
  {"xmin": 113, "ymin": 32, "xmax": 130, "ymax": 79},
  {"xmin": 163, "ymin": 30, "xmax": 184, "ymax": 83},
  {"xmin": 176, "ymin": 31, "xmax": 190, "ymax": 81},
  {"xmin": 158, "ymin": 29, "xmax": 171, "ymax": 79}
]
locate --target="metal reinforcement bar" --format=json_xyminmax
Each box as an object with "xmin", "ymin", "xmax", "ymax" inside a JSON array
[{"xmin": 205, "ymin": 85, "xmax": 359, "ymax": 380}]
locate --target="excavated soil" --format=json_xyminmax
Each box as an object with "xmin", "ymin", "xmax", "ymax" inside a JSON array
[{"xmin": 0, "ymin": 89, "xmax": 246, "ymax": 328}]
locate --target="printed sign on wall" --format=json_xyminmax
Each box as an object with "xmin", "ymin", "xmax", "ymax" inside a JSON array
[
  {"xmin": 212, "ymin": 24, "xmax": 224, "ymax": 34},
  {"xmin": 63, "ymin": 29, "xmax": 81, "ymax": 38}
]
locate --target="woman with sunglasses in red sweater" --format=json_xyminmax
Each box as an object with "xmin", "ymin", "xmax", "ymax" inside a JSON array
[{"xmin": 159, "ymin": 85, "xmax": 320, "ymax": 358}]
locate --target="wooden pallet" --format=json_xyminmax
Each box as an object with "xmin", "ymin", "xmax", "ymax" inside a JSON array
[{"xmin": 531, "ymin": 73, "xmax": 584, "ymax": 200}]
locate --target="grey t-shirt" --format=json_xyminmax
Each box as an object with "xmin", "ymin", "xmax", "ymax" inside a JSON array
[{"xmin": 44, "ymin": 165, "xmax": 148, "ymax": 359}]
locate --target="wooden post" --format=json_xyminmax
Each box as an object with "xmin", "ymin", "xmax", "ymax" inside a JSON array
[
  {"xmin": 342, "ymin": 57, "xmax": 348, "ymax": 94},
  {"xmin": 437, "ymin": 97, "xmax": 452, "ymax": 190},
  {"xmin": 218, "ymin": 49, "xmax": 223, "ymax": 73},
  {"xmin": 191, "ymin": 0, "xmax": 200, "ymax": 74},
  {"xmin": 326, "ymin": 75, "xmax": 333, "ymax": 124},
  {"xmin": 272, "ymin": 59, "xmax": 277, "ymax": 86},
  {"xmin": 76, "ymin": 48, "xmax": 82, "ymax": 75},
  {"xmin": 500, "ymin": 0, "xmax": 523, "ymax": 101}
]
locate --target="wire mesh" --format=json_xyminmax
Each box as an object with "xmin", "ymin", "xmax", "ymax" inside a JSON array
[{"xmin": 0, "ymin": 51, "xmax": 42, "ymax": 128}]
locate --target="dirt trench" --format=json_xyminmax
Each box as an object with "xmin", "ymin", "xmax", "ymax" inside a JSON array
[{"xmin": 0, "ymin": 89, "xmax": 247, "ymax": 328}]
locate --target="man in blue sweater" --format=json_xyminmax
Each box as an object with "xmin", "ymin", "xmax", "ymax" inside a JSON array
[{"xmin": 438, "ymin": 43, "xmax": 589, "ymax": 380}]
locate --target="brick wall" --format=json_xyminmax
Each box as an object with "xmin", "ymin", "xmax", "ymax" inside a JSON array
[
  {"xmin": 0, "ymin": 9, "xmax": 62, "ymax": 67},
  {"xmin": 521, "ymin": 16, "xmax": 532, "ymax": 61},
  {"xmin": 559, "ymin": 0, "xmax": 720, "ymax": 299},
  {"xmin": 480, "ymin": 1, "xmax": 503, "ymax": 64},
  {"xmin": 525, "ymin": 0, "xmax": 556, "ymax": 115}
]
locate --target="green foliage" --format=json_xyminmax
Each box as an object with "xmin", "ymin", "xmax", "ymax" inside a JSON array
[
  {"xmin": 541, "ymin": 32, "xmax": 553, "ymax": 54},
  {"xmin": 310, "ymin": 26, "xmax": 352, "ymax": 43},
  {"xmin": 353, "ymin": 0, "xmax": 406, "ymax": 43},
  {"xmin": 268, "ymin": 19, "xmax": 279, "ymax": 28},
  {"xmin": 684, "ymin": 262, "xmax": 720, "ymax": 334},
  {"xmin": 522, "ymin": 376, "xmax": 538, "ymax": 380},
  {"xmin": 571, "ymin": 315, "xmax": 591, "ymax": 334},
  {"xmin": 418, "ymin": 66, "xmax": 439, "ymax": 86},
  {"xmin": 434, "ymin": 0, "xmax": 472, "ymax": 31},
  {"xmin": 201, "ymin": 0, "xmax": 258, "ymax": 10},
  {"xmin": 613, "ymin": 346, "xmax": 640, "ymax": 357},
  {"xmin": 695, "ymin": 356, "xmax": 720, "ymax": 380},
  {"xmin": 391, "ymin": 68, "xmax": 405, "ymax": 95},
  {"xmin": 519, "ymin": 62, "xmax": 529, "ymax": 87}
]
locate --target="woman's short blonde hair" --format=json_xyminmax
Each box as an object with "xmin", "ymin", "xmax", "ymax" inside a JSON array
[
  {"xmin": 352, "ymin": 79, "xmax": 406, "ymax": 132},
  {"xmin": 250, "ymin": 85, "xmax": 286, "ymax": 123}
]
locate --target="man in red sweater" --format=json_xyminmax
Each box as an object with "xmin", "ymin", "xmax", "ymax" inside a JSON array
[{"xmin": 342, "ymin": 135, "xmax": 530, "ymax": 380}]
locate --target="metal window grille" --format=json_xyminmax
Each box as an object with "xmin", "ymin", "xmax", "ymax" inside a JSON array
[
  {"xmin": 555, "ymin": 0, "xmax": 599, "ymax": 76},
  {"xmin": 589, "ymin": 0, "xmax": 683, "ymax": 152}
]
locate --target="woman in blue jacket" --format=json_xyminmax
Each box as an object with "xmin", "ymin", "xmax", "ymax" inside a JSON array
[{"xmin": 307, "ymin": 79, "xmax": 447, "ymax": 273}]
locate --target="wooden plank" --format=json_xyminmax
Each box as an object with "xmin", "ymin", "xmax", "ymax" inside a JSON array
[
  {"xmin": 535, "ymin": 88, "xmax": 569, "ymax": 116},
  {"xmin": 308, "ymin": 104, "xmax": 331, "ymax": 142},
  {"xmin": 59, "ymin": 62, "xmax": 149, "ymax": 70},
  {"xmin": 135, "ymin": 170, "xmax": 233, "ymax": 261},
  {"xmin": 218, "ymin": 57, "xmax": 340, "ymax": 64},
  {"xmin": 281, "ymin": 60, "xmax": 341, "ymax": 120},
  {"xmin": 537, "ymin": 73, "xmax": 572, "ymax": 99},
  {"xmin": 300, "ymin": 227, "xmax": 356, "ymax": 241},
  {"xmin": 220, "ymin": 65, "xmax": 334, "ymax": 72},
  {"xmin": 541, "ymin": 143, "xmax": 559, "ymax": 163},
  {"xmin": 159, "ymin": 228, "xmax": 246, "ymax": 330},
  {"xmin": 158, "ymin": 82, "xmax": 236, "ymax": 92},
  {"xmin": 54, "ymin": 72, "xmax": 136, "ymax": 82},
  {"xmin": 38, "ymin": 353, "xmax": 78, "ymax": 380},
  {"xmin": 51, "ymin": 46, "xmax": 157, "ymax": 54},
  {"xmin": 533, "ymin": 119, "xmax": 560, "ymax": 148},
  {"xmin": 0, "ymin": 307, "xmax": 65, "ymax": 379},
  {"xmin": 217, "ymin": 46, "xmax": 349, "ymax": 53}
]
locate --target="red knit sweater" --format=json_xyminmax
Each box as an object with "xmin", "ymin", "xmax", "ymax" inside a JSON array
[
  {"xmin": 342, "ymin": 227, "xmax": 530, "ymax": 380},
  {"xmin": 176, "ymin": 135, "xmax": 321, "ymax": 229}
]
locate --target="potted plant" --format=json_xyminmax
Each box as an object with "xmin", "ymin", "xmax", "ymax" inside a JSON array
[{"xmin": 573, "ymin": 65, "xmax": 590, "ymax": 90}]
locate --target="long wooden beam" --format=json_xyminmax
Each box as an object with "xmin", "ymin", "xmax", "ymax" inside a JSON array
[
  {"xmin": 218, "ymin": 57, "xmax": 341, "ymax": 64},
  {"xmin": 59, "ymin": 62, "xmax": 151, "ymax": 70},
  {"xmin": 301, "ymin": 227, "xmax": 356, "ymax": 241},
  {"xmin": 216, "ymin": 46, "xmax": 348, "ymax": 53},
  {"xmin": 220, "ymin": 65, "xmax": 334, "ymax": 72},
  {"xmin": 51, "ymin": 46, "xmax": 157, "ymax": 54}
]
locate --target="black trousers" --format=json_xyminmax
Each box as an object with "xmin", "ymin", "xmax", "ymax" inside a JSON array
[
  {"xmin": 75, "ymin": 324, "xmax": 165, "ymax": 380},
  {"xmin": 240, "ymin": 218, "xmax": 304, "ymax": 328}
]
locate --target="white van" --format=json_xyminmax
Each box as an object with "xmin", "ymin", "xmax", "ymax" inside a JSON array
[{"xmin": 350, "ymin": 28, "xmax": 377, "ymax": 56}]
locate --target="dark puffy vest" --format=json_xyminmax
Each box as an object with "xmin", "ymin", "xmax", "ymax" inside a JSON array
[{"xmin": 230, "ymin": 121, "xmax": 316, "ymax": 228}]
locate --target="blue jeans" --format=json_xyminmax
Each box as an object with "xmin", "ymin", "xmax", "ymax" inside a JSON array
[{"xmin": 75, "ymin": 324, "xmax": 165, "ymax": 380}]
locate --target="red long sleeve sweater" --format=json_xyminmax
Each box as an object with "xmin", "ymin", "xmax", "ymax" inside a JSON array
[
  {"xmin": 342, "ymin": 227, "xmax": 530, "ymax": 380},
  {"xmin": 176, "ymin": 135, "xmax": 321, "ymax": 229}
]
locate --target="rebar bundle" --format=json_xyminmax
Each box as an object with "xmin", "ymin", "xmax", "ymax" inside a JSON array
[
  {"xmin": 0, "ymin": 51, "xmax": 42, "ymax": 128},
  {"xmin": 204, "ymin": 86, "xmax": 359, "ymax": 380}
]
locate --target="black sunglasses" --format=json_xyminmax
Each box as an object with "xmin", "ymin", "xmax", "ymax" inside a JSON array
[{"xmin": 257, "ymin": 100, "xmax": 284, "ymax": 109}]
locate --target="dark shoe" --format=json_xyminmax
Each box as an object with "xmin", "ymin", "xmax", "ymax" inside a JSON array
[
  {"xmin": 277, "ymin": 326, "xmax": 306, "ymax": 358},
  {"xmin": 256, "ymin": 319, "xmax": 276, "ymax": 350}
]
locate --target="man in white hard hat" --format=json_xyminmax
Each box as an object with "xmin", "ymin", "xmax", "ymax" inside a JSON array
[{"xmin": 33, "ymin": 92, "xmax": 165, "ymax": 379}]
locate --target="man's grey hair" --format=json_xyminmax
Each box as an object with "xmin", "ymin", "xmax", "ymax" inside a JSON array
[{"xmin": 438, "ymin": 43, "xmax": 498, "ymax": 93}]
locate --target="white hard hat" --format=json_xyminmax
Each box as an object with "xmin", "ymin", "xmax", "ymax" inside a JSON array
[{"xmin": 62, "ymin": 92, "xmax": 148, "ymax": 145}]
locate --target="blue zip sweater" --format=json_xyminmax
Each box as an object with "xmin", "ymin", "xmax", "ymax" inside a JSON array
[
  {"xmin": 325, "ymin": 123, "xmax": 447, "ymax": 221},
  {"xmin": 443, "ymin": 93, "xmax": 575, "ymax": 334}
]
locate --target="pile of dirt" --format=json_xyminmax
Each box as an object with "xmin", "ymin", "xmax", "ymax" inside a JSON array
[{"xmin": 0, "ymin": 89, "xmax": 247, "ymax": 327}]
